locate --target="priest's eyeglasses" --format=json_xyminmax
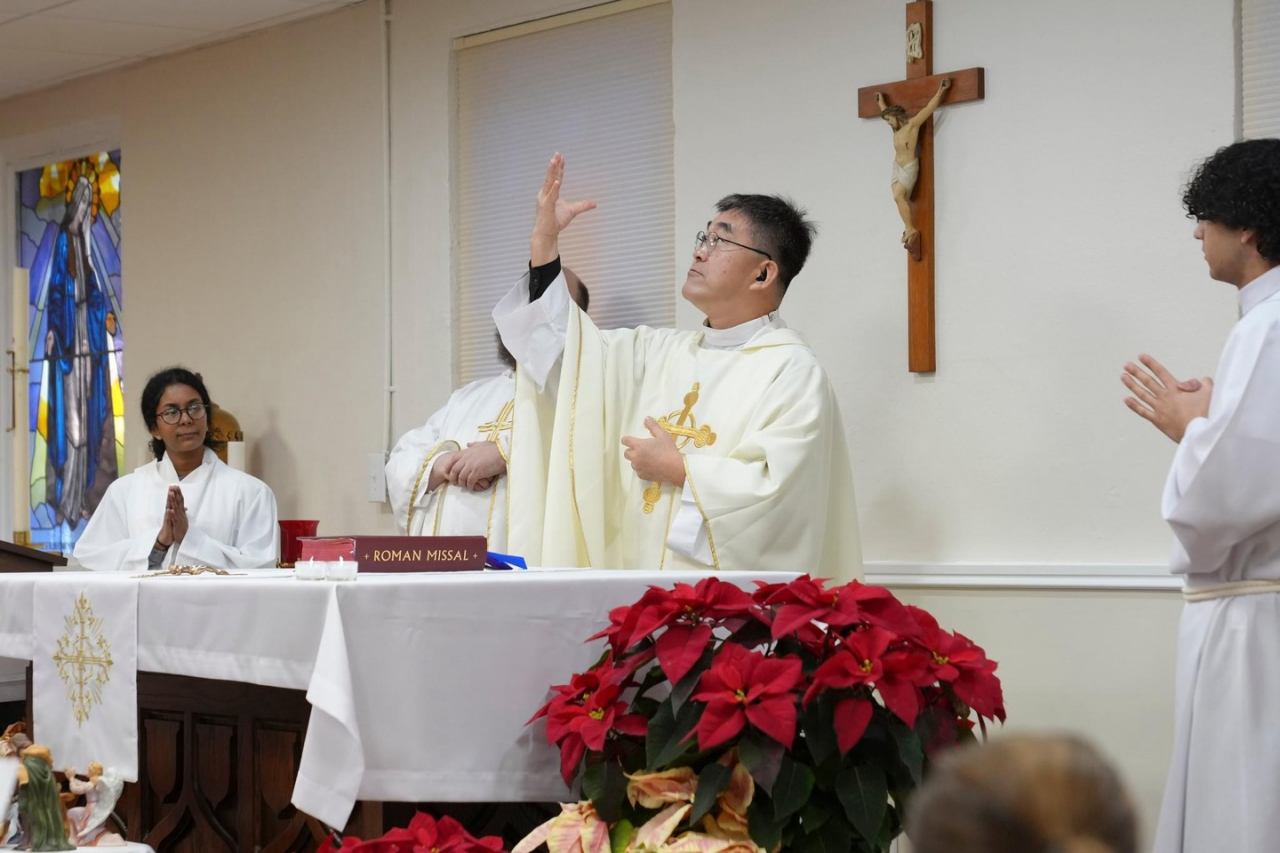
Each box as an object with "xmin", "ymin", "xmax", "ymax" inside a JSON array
[
  {"xmin": 694, "ymin": 230, "xmax": 773, "ymax": 260},
  {"xmin": 156, "ymin": 403, "xmax": 209, "ymax": 424}
]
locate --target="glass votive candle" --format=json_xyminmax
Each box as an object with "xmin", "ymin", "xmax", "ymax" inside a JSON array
[
  {"xmin": 326, "ymin": 559, "xmax": 358, "ymax": 582},
  {"xmin": 296, "ymin": 558, "xmax": 326, "ymax": 581}
]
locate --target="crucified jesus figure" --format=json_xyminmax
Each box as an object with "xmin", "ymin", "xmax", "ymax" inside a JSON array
[{"xmin": 876, "ymin": 77, "xmax": 950, "ymax": 260}]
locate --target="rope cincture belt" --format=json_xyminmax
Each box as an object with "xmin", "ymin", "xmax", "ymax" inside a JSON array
[{"xmin": 1183, "ymin": 579, "xmax": 1280, "ymax": 602}]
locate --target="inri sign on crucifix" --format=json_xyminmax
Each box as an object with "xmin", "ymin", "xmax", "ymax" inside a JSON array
[{"xmin": 859, "ymin": 0, "xmax": 985, "ymax": 373}]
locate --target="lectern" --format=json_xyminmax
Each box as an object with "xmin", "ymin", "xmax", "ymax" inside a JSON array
[{"xmin": 0, "ymin": 539, "xmax": 67, "ymax": 573}]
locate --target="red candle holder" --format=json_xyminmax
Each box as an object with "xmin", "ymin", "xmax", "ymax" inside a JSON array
[{"xmin": 278, "ymin": 520, "xmax": 319, "ymax": 567}]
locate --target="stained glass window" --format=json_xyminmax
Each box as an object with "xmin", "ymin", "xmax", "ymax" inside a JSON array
[{"xmin": 16, "ymin": 151, "xmax": 123, "ymax": 553}]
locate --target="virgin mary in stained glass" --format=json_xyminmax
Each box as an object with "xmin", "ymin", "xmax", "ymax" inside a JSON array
[{"xmin": 18, "ymin": 152, "xmax": 123, "ymax": 552}]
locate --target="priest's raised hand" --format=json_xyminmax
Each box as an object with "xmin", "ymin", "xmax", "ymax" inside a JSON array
[{"xmin": 530, "ymin": 152, "xmax": 596, "ymax": 266}]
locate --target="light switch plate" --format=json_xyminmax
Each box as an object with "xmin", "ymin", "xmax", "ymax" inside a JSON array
[{"xmin": 368, "ymin": 452, "xmax": 387, "ymax": 502}]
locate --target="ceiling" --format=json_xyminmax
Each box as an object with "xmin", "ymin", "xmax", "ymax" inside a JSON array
[{"xmin": 0, "ymin": 0, "xmax": 363, "ymax": 102}]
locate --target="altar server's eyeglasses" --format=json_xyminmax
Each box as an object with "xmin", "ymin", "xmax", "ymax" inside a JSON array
[
  {"xmin": 156, "ymin": 403, "xmax": 209, "ymax": 424},
  {"xmin": 694, "ymin": 230, "xmax": 773, "ymax": 260}
]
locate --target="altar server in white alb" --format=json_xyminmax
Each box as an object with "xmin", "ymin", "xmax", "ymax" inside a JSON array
[
  {"xmin": 74, "ymin": 367, "xmax": 278, "ymax": 571},
  {"xmin": 385, "ymin": 273, "xmax": 589, "ymax": 546},
  {"xmin": 1121, "ymin": 138, "xmax": 1280, "ymax": 853},
  {"xmin": 494, "ymin": 153, "xmax": 861, "ymax": 581}
]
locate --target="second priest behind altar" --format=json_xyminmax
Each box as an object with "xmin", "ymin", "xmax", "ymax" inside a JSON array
[{"xmin": 385, "ymin": 271, "xmax": 590, "ymax": 547}]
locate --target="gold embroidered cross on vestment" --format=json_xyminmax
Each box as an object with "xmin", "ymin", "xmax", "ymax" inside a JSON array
[
  {"xmin": 478, "ymin": 400, "xmax": 514, "ymax": 443},
  {"xmin": 642, "ymin": 382, "xmax": 717, "ymax": 513},
  {"xmin": 53, "ymin": 592, "xmax": 114, "ymax": 727}
]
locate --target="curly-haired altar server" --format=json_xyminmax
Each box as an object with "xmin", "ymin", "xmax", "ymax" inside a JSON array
[{"xmin": 1122, "ymin": 138, "xmax": 1280, "ymax": 853}]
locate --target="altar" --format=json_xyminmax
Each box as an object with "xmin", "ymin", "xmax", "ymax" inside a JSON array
[{"xmin": 0, "ymin": 568, "xmax": 798, "ymax": 851}]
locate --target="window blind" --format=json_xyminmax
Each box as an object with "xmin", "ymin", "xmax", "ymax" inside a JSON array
[{"xmin": 455, "ymin": 1, "xmax": 675, "ymax": 383}]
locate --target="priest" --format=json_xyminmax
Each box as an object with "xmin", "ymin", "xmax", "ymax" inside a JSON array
[
  {"xmin": 385, "ymin": 273, "xmax": 589, "ymax": 546},
  {"xmin": 1121, "ymin": 138, "xmax": 1280, "ymax": 853},
  {"xmin": 494, "ymin": 153, "xmax": 861, "ymax": 581}
]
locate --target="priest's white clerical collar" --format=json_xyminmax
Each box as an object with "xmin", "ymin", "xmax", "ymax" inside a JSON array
[
  {"xmin": 1238, "ymin": 265, "xmax": 1280, "ymax": 317},
  {"xmin": 700, "ymin": 311, "xmax": 785, "ymax": 350}
]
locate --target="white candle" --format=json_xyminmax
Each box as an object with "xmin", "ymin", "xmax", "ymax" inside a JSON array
[
  {"xmin": 326, "ymin": 557, "xmax": 357, "ymax": 582},
  {"xmin": 225, "ymin": 440, "xmax": 246, "ymax": 472},
  {"xmin": 12, "ymin": 269, "xmax": 29, "ymax": 541},
  {"xmin": 296, "ymin": 558, "xmax": 325, "ymax": 581}
]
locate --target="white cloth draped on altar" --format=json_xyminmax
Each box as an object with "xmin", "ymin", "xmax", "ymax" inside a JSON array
[
  {"xmin": 0, "ymin": 568, "xmax": 800, "ymax": 829},
  {"xmin": 32, "ymin": 574, "xmax": 138, "ymax": 780}
]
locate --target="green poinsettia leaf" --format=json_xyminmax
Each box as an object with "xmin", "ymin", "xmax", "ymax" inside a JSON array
[
  {"xmin": 794, "ymin": 814, "xmax": 858, "ymax": 853},
  {"xmin": 888, "ymin": 718, "xmax": 924, "ymax": 786},
  {"xmin": 738, "ymin": 732, "xmax": 785, "ymax": 795},
  {"xmin": 837, "ymin": 763, "xmax": 888, "ymax": 844},
  {"xmin": 645, "ymin": 696, "xmax": 700, "ymax": 769},
  {"xmin": 609, "ymin": 819, "xmax": 635, "ymax": 853},
  {"xmin": 875, "ymin": 804, "xmax": 902, "ymax": 851},
  {"xmin": 747, "ymin": 791, "xmax": 786, "ymax": 852},
  {"xmin": 583, "ymin": 761, "xmax": 628, "ymax": 824},
  {"xmin": 670, "ymin": 647, "xmax": 714, "ymax": 714},
  {"xmin": 802, "ymin": 694, "xmax": 839, "ymax": 767},
  {"xmin": 725, "ymin": 617, "xmax": 773, "ymax": 651},
  {"xmin": 690, "ymin": 762, "xmax": 734, "ymax": 825},
  {"xmin": 799, "ymin": 793, "xmax": 832, "ymax": 834},
  {"xmin": 631, "ymin": 696, "xmax": 661, "ymax": 719},
  {"xmin": 771, "ymin": 753, "xmax": 817, "ymax": 821}
]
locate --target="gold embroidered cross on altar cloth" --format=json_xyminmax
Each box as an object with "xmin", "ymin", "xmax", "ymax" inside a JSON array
[
  {"xmin": 33, "ymin": 579, "xmax": 139, "ymax": 778},
  {"xmin": 642, "ymin": 382, "xmax": 717, "ymax": 513},
  {"xmin": 52, "ymin": 592, "xmax": 114, "ymax": 726}
]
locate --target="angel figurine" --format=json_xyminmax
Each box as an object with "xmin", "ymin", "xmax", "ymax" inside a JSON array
[{"xmin": 64, "ymin": 763, "xmax": 126, "ymax": 847}]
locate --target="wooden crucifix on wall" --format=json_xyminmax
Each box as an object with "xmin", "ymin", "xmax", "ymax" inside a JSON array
[{"xmin": 858, "ymin": 0, "xmax": 984, "ymax": 373}]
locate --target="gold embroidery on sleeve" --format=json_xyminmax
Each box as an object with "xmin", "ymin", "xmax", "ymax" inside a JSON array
[
  {"xmin": 681, "ymin": 455, "xmax": 720, "ymax": 572},
  {"xmin": 568, "ymin": 311, "xmax": 593, "ymax": 567},
  {"xmin": 407, "ymin": 440, "xmax": 460, "ymax": 533}
]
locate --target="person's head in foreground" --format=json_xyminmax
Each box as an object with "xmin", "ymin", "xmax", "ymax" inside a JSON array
[
  {"xmin": 1183, "ymin": 137, "xmax": 1280, "ymax": 287},
  {"xmin": 907, "ymin": 734, "xmax": 1138, "ymax": 853}
]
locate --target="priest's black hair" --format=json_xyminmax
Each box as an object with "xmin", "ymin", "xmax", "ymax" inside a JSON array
[
  {"xmin": 1183, "ymin": 138, "xmax": 1280, "ymax": 264},
  {"xmin": 142, "ymin": 366, "xmax": 219, "ymax": 461},
  {"xmin": 715, "ymin": 194, "xmax": 817, "ymax": 293}
]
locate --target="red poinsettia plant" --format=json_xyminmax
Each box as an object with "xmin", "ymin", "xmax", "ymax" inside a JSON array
[
  {"xmin": 517, "ymin": 575, "xmax": 1004, "ymax": 853},
  {"xmin": 320, "ymin": 811, "xmax": 508, "ymax": 853}
]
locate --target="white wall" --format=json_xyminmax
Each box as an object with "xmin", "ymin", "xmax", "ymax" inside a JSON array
[
  {"xmin": 0, "ymin": 0, "xmax": 1240, "ymax": 844},
  {"xmin": 0, "ymin": 1, "xmax": 392, "ymax": 533}
]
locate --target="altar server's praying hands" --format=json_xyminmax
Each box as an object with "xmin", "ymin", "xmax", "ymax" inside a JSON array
[{"xmin": 1121, "ymin": 354, "xmax": 1212, "ymax": 443}]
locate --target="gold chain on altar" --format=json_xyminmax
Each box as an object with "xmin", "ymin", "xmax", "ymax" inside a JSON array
[
  {"xmin": 134, "ymin": 565, "xmax": 243, "ymax": 578},
  {"xmin": 642, "ymin": 382, "xmax": 717, "ymax": 513}
]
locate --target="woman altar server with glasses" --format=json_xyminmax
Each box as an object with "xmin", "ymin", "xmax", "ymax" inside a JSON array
[{"xmin": 74, "ymin": 367, "xmax": 278, "ymax": 572}]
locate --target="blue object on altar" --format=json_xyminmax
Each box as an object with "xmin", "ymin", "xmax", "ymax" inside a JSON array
[{"xmin": 485, "ymin": 552, "xmax": 527, "ymax": 570}]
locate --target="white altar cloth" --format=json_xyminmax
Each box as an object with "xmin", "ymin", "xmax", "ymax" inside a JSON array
[{"xmin": 0, "ymin": 568, "xmax": 799, "ymax": 829}]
